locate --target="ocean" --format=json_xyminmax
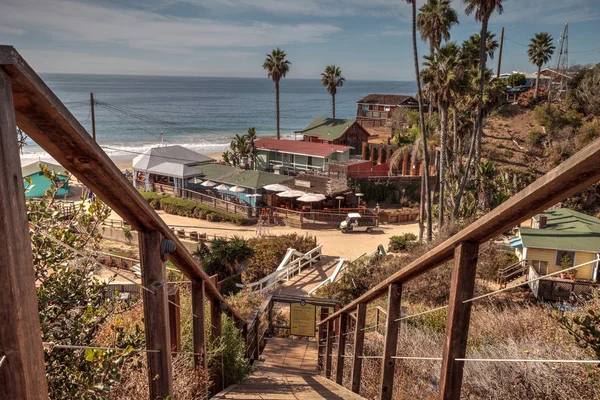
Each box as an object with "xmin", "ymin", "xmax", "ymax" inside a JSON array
[{"xmin": 21, "ymin": 73, "xmax": 416, "ymax": 161}]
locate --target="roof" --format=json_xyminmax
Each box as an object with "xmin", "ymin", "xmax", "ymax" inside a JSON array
[
  {"xmin": 518, "ymin": 208, "xmax": 600, "ymax": 253},
  {"xmin": 356, "ymin": 94, "xmax": 418, "ymax": 106},
  {"xmin": 21, "ymin": 161, "xmax": 67, "ymax": 177},
  {"xmin": 348, "ymin": 212, "xmax": 362, "ymax": 218},
  {"xmin": 300, "ymin": 117, "xmax": 361, "ymax": 141},
  {"xmin": 254, "ymin": 138, "xmax": 351, "ymax": 158},
  {"xmin": 132, "ymin": 145, "xmax": 214, "ymax": 178},
  {"xmin": 194, "ymin": 164, "xmax": 289, "ymax": 189},
  {"xmin": 280, "ymin": 174, "xmax": 349, "ymax": 196}
]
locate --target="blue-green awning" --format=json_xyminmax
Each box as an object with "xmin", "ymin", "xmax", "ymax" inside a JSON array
[{"xmin": 509, "ymin": 237, "xmax": 522, "ymax": 248}]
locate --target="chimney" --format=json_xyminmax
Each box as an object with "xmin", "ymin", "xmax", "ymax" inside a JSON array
[{"xmin": 539, "ymin": 215, "xmax": 547, "ymax": 229}]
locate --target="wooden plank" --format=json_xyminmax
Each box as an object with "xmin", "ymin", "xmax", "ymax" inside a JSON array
[
  {"xmin": 318, "ymin": 307, "xmax": 329, "ymax": 372},
  {"xmin": 351, "ymin": 303, "xmax": 367, "ymax": 394},
  {"xmin": 380, "ymin": 283, "xmax": 402, "ymax": 400},
  {"xmin": 439, "ymin": 242, "xmax": 479, "ymax": 400},
  {"xmin": 318, "ymin": 132, "xmax": 600, "ymax": 326},
  {"xmin": 139, "ymin": 230, "xmax": 173, "ymax": 398},
  {"xmin": 335, "ymin": 313, "xmax": 348, "ymax": 385},
  {"xmin": 0, "ymin": 68, "xmax": 49, "ymax": 399},
  {"xmin": 0, "ymin": 46, "xmax": 245, "ymax": 322},
  {"xmin": 191, "ymin": 279, "xmax": 207, "ymax": 369},
  {"xmin": 211, "ymin": 298, "xmax": 224, "ymax": 393},
  {"xmin": 325, "ymin": 319, "xmax": 334, "ymax": 379},
  {"xmin": 253, "ymin": 318, "xmax": 260, "ymax": 360},
  {"xmin": 168, "ymin": 286, "xmax": 181, "ymax": 354}
]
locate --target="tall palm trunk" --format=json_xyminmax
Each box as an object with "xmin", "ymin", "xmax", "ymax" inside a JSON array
[
  {"xmin": 534, "ymin": 63, "xmax": 541, "ymax": 100},
  {"xmin": 411, "ymin": 1, "xmax": 432, "ymax": 241},
  {"xmin": 454, "ymin": 16, "xmax": 489, "ymax": 217},
  {"xmin": 275, "ymin": 79, "xmax": 281, "ymax": 140},
  {"xmin": 332, "ymin": 93, "xmax": 336, "ymax": 119},
  {"xmin": 452, "ymin": 106, "xmax": 459, "ymax": 173},
  {"xmin": 439, "ymin": 103, "xmax": 449, "ymax": 228}
]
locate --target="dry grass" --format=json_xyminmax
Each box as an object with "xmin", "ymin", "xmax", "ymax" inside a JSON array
[{"xmin": 324, "ymin": 304, "xmax": 600, "ymax": 399}]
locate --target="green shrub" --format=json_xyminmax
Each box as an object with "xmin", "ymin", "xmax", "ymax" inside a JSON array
[
  {"xmin": 207, "ymin": 316, "xmax": 252, "ymax": 387},
  {"xmin": 388, "ymin": 233, "xmax": 418, "ymax": 252},
  {"xmin": 139, "ymin": 190, "xmax": 166, "ymax": 209},
  {"xmin": 506, "ymin": 73, "xmax": 526, "ymax": 87},
  {"xmin": 578, "ymin": 121, "xmax": 600, "ymax": 146},
  {"xmin": 527, "ymin": 129, "xmax": 544, "ymax": 147}
]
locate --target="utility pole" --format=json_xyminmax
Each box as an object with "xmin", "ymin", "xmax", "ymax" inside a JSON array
[
  {"xmin": 90, "ymin": 92, "xmax": 96, "ymax": 142},
  {"xmin": 496, "ymin": 27, "xmax": 504, "ymax": 78}
]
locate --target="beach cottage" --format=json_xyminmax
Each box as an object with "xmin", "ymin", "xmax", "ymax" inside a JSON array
[
  {"xmin": 511, "ymin": 208, "xmax": 600, "ymax": 282},
  {"xmin": 299, "ymin": 117, "xmax": 370, "ymax": 151},
  {"xmin": 132, "ymin": 145, "xmax": 215, "ymax": 194},
  {"xmin": 355, "ymin": 94, "xmax": 418, "ymax": 129},
  {"xmin": 21, "ymin": 161, "xmax": 70, "ymax": 198},
  {"xmin": 254, "ymin": 138, "xmax": 351, "ymax": 174}
]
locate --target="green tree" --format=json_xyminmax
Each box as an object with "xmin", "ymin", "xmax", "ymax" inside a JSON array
[
  {"xmin": 528, "ymin": 32, "xmax": 555, "ymax": 100},
  {"xmin": 507, "ymin": 72, "xmax": 526, "ymax": 87},
  {"xmin": 246, "ymin": 127, "xmax": 258, "ymax": 168},
  {"xmin": 417, "ymin": 0, "xmax": 459, "ymax": 56},
  {"xmin": 263, "ymin": 48, "xmax": 291, "ymax": 140},
  {"xmin": 454, "ymin": 0, "xmax": 504, "ymax": 217},
  {"xmin": 423, "ymin": 42, "xmax": 461, "ymax": 228},
  {"xmin": 320, "ymin": 65, "xmax": 345, "ymax": 119},
  {"xmin": 407, "ymin": 0, "xmax": 433, "ymax": 241}
]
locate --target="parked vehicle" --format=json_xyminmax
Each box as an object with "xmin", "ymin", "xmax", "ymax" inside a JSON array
[{"xmin": 340, "ymin": 213, "xmax": 377, "ymax": 234}]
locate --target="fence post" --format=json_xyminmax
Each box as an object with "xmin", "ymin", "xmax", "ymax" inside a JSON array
[
  {"xmin": 191, "ymin": 279, "xmax": 207, "ymax": 369},
  {"xmin": 139, "ymin": 230, "xmax": 173, "ymax": 398},
  {"xmin": 253, "ymin": 317, "xmax": 260, "ymax": 360},
  {"xmin": 168, "ymin": 286, "xmax": 181, "ymax": 354},
  {"xmin": 351, "ymin": 303, "xmax": 367, "ymax": 393},
  {"xmin": 325, "ymin": 318, "xmax": 334, "ymax": 379},
  {"xmin": 439, "ymin": 242, "xmax": 479, "ymax": 400},
  {"xmin": 0, "ymin": 69, "xmax": 49, "ymax": 399},
  {"xmin": 318, "ymin": 307, "xmax": 329, "ymax": 372},
  {"xmin": 335, "ymin": 312, "xmax": 348, "ymax": 384},
  {"xmin": 380, "ymin": 283, "xmax": 402, "ymax": 400},
  {"xmin": 211, "ymin": 297, "xmax": 224, "ymax": 393}
]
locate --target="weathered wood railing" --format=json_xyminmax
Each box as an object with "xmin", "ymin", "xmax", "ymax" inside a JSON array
[
  {"xmin": 313, "ymin": 130, "xmax": 600, "ymax": 398},
  {"xmin": 179, "ymin": 187, "xmax": 253, "ymax": 218},
  {"xmin": 0, "ymin": 46, "xmax": 253, "ymax": 399},
  {"xmin": 237, "ymin": 245, "xmax": 323, "ymax": 293}
]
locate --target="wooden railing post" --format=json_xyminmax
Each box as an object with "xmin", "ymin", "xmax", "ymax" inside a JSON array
[
  {"xmin": 168, "ymin": 286, "xmax": 181, "ymax": 354},
  {"xmin": 0, "ymin": 68, "xmax": 49, "ymax": 399},
  {"xmin": 380, "ymin": 283, "xmax": 402, "ymax": 400},
  {"xmin": 253, "ymin": 317, "xmax": 260, "ymax": 360},
  {"xmin": 439, "ymin": 242, "xmax": 479, "ymax": 400},
  {"xmin": 191, "ymin": 279, "xmax": 207, "ymax": 369},
  {"xmin": 139, "ymin": 230, "xmax": 173, "ymax": 399},
  {"xmin": 351, "ymin": 303, "xmax": 367, "ymax": 394},
  {"xmin": 211, "ymin": 297, "xmax": 224, "ymax": 393},
  {"xmin": 325, "ymin": 318, "xmax": 335, "ymax": 379},
  {"xmin": 335, "ymin": 313, "xmax": 348, "ymax": 384}
]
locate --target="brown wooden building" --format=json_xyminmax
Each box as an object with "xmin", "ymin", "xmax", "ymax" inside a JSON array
[
  {"xmin": 299, "ymin": 117, "xmax": 370, "ymax": 154},
  {"xmin": 356, "ymin": 93, "xmax": 418, "ymax": 129}
]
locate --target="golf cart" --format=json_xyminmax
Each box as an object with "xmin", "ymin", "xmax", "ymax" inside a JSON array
[{"xmin": 340, "ymin": 212, "xmax": 377, "ymax": 234}]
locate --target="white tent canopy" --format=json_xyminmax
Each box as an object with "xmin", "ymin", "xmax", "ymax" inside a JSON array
[
  {"xmin": 297, "ymin": 193, "xmax": 326, "ymax": 203},
  {"xmin": 263, "ymin": 183, "xmax": 291, "ymax": 192},
  {"xmin": 276, "ymin": 190, "xmax": 306, "ymax": 198}
]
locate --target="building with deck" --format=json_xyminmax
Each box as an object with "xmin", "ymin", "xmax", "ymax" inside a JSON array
[
  {"xmin": 356, "ymin": 94, "xmax": 418, "ymax": 129},
  {"xmin": 132, "ymin": 145, "xmax": 215, "ymax": 192},
  {"xmin": 254, "ymin": 137, "xmax": 351, "ymax": 173},
  {"xmin": 22, "ymin": 161, "xmax": 70, "ymax": 198},
  {"xmin": 511, "ymin": 208, "xmax": 600, "ymax": 281},
  {"xmin": 299, "ymin": 117, "xmax": 370, "ymax": 151}
]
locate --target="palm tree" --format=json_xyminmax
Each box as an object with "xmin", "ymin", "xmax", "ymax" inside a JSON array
[
  {"xmin": 454, "ymin": 0, "xmax": 504, "ymax": 217},
  {"xmin": 461, "ymin": 32, "xmax": 499, "ymax": 67},
  {"xmin": 423, "ymin": 42, "xmax": 461, "ymax": 228},
  {"xmin": 321, "ymin": 65, "xmax": 345, "ymax": 119},
  {"xmin": 407, "ymin": 0, "xmax": 433, "ymax": 241},
  {"xmin": 417, "ymin": 0, "xmax": 459, "ymax": 56},
  {"xmin": 263, "ymin": 48, "xmax": 291, "ymax": 140},
  {"xmin": 245, "ymin": 127, "xmax": 258, "ymax": 169},
  {"xmin": 528, "ymin": 32, "xmax": 555, "ymax": 100}
]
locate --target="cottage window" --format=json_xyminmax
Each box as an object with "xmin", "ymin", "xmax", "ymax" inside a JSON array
[
  {"xmin": 531, "ymin": 260, "xmax": 548, "ymax": 275},
  {"xmin": 384, "ymin": 106, "xmax": 391, "ymax": 112},
  {"xmin": 556, "ymin": 251, "xmax": 575, "ymax": 268},
  {"xmin": 362, "ymin": 104, "xmax": 369, "ymax": 110},
  {"xmin": 307, "ymin": 156, "xmax": 313, "ymax": 165}
]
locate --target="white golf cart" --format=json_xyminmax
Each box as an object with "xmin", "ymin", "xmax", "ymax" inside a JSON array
[{"xmin": 340, "ymin": 212, "xmax": 377, "ymax": 234}]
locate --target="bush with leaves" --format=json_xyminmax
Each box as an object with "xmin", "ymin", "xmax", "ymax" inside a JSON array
[
  {"xmin": 559, "ymin": 289, "xmax": 600, "ymax": 360},
  {"xmin": 388, "ymin": 233, "xmax": 418, "ymax": 252},
  {"xmin": 28, "ymin": 167, "xmax": 144, "ymax": 399},
  {"xmin": 506, "ymin": 73, "xmax": 526, "ymax": 87}
]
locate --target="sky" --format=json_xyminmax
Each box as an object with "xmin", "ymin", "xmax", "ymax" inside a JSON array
[{"xmin": 1, "ymin": 0, "xmax": 599, "ymax": 80}]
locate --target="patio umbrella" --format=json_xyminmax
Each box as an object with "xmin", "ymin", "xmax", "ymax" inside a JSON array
[
  {"xmin": 214, "ymin": 184, "xmax": 230, "ymax": 191},
  {"xmin": 229, "ymin": 185, "xmax": 245, "ymax": 193},
  {"xmin": 276, "ymin": 190, "xmax": 306, "ymax": 198},
  {"xmin": 297, "ymin": 193, "xmax": 326, "ymax": 203},
  {"xmin": 201, "ymin": 180, "xmax": 216, "ymax": 187},
  {"xmin": 245, "ymin": 194, "xmax": 262, "ymax": 198},
  {"xmin": 190, "ymin": 177, "xmax": 203, "ymax": 184},
  {"xmin": 263, "ymin": 183, "xmax": 291, "ymax": 192}
]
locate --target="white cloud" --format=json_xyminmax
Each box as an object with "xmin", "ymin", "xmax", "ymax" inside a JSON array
[
  {"xmin": 0, "ymin": 0, "xmax": 342, "ymax": 52},
  {"xmin": 493, "ymin": 0, "xmax": 600, "ymax": 24},
  {"xmin": 0, "ymin": 25, "xmax": 26, "ymax": 35},
  {"xmin": 381, "ymin": 29, "xmax": 410, "ymax": 37}
]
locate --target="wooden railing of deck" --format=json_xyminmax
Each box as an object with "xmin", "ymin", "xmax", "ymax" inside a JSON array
[
  {"xmin": 0, "ymin": 46, "xmax": 251, "ymax": 399},
  {"xmin": 314, "ymin": 130, "xmax": 600, "ymax": 398}
]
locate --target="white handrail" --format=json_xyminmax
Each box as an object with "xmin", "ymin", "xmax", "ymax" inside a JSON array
[
  {"xmin": 237, "ymin": 244, "xmax": 323, "ymax": 292},
  {"xmin": 308, "ymin": 252, "xmax": 367, "ymax": 294}
]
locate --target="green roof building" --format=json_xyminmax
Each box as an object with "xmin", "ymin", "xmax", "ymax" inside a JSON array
[
  {"xmin": 300, "ymin": 117, "xmax": 370, "ymax": 149},
  {"xmin": 21, "ymin": 161, "xmax": 70, "ymax": 198}
]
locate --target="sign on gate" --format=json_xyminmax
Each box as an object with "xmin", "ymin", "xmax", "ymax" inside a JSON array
[{"xmin": 290, "ymin": 301, "xmax": 316, "ymax": 337}]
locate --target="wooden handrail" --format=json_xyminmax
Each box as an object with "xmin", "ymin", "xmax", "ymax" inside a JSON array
[
  {"xmin": 319, "ymin": 135, "xmax": 600, "ymax": 326},
  {"xmin": 0, "ymin": 46, "xmax": 245, "ymax": 320}
]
